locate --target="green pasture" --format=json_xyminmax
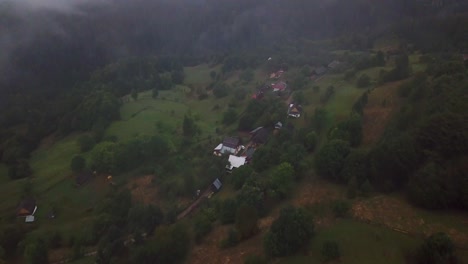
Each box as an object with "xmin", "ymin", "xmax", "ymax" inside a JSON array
[
  {"xmin": 184, "ymin": 64, "xmax": 221, "ymax": 86},
  {"xmin": 279, "ymin": 219, "xmax": 422, "ymax": 264}
]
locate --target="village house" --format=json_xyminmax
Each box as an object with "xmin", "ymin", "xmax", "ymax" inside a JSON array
[
  {"xmin": 243, "ymin": 147, "xmax": 255, "ymax": 163},
  {"xmin": 269, "ymin": 69, "xmax": 285, "ymax": 79},
  {"xmin": 275, "ymin": 121, "xmax": 283, "ymax": 130},
  {"xmin": 271, "ymin": 81, "xmax": 287, "ymax": 92},
  {"xmin": 16, "ymin": 198, "xmax": 37, "ymax": 223},
  {"xmin": 288, "ymin": 104, "xmax": 303, "ymax": 118},
  {"xmin": 214, "ymin": 137, "xmax": 242, "ymax": 156},
  {"xmin": 250, "ymin": 126, "xmax": 270, "ymax": 145}
]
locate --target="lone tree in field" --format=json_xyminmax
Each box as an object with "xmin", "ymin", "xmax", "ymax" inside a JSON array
[
  {"xmin": 182, "ymin": 114, "xmax": 200, "ymax": 139},
  {"xmin": 315, "ymin": 139, "xmax": 351, "ymax": 182},
  {"xmin": 264, "ymin": 206, "xmax": 314, "ymax": 257},
  {"xmin": 235, "ymin": 204, "xmax": 259, "ymax": 240}
]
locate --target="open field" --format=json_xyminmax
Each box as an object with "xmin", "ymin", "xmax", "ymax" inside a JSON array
[
  {"xmin": 280, "ymin": 219, "xmax": 422, "ymax": 264},
  {"xmin": 185, "ymin": 64, "xmax": 221, "ymax": 86},
  {"xmin": 0, "ymin": 135, "xmax": 80, "ymax": 218},
  {"xmin": 361, "ymin": 80, "xmax": 405, "ymax": 145}
]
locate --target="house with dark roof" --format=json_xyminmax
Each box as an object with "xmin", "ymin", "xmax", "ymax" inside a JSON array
[
  {"xmin": 214, "ymin": 137, "xmax": 241, "ymax": 156},
  {"xmin": 251, "ymin": 127, "xmax": 270, "ymax": 144},
  {"xmin": 288, "ymin": 104, "xmax": 303, "ymax": 118},
  {"xmin": 243, "ymin": 147, "xmax": 255, "ymax": 163},
  {"xmin": 275, "ymin": 122, "xmax": 283, "ymax": 130},
  {"xmin": 17, "ymin": 198, "xmax": 37, "ymax": 222}
]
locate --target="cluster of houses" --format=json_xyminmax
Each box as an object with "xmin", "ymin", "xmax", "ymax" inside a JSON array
[{"xmin": 213, "ymin": 125, "xmax": 272, "ymax": 175}]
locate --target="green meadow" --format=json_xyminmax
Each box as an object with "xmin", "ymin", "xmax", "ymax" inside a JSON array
[{"xmin": 280, "ymin": 219, "xmax": 422, "ymax": 264}]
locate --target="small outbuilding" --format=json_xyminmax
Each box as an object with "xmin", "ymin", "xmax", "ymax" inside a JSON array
[
  {"xmin": 16, "ymin": 198, "xmax": 37, "ymax": 223},
  {"xmin": 212, "ymin": 178, "xmax": 223, "ymax": 192},
  {"xmin": 288, "ymin": 104, "xmax": 303, "ymax": 118}
]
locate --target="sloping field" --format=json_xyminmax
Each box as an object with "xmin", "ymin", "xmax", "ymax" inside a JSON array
[{"xmin": 361, "ymin": 80, "xmax": 404, "ymax": 145}]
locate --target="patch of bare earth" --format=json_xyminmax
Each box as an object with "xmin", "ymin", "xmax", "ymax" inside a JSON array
[
  {"xmin": 362, "ymin": 80, "xmax": 404, "ymax": 145},
  {"xmin": 352, "ymin": 195, "xmax": 468, "ymax": 247},
  {"xmin": 189, "ymin": 225, "xmax": 265, "ymax": 264},
  {"xmin": 128, "ymin": 175, "xmax": 159, "ymax": 205},
  {"xmin": 291, "ymin": 179, "xmax": 345, "ymax": 207}
]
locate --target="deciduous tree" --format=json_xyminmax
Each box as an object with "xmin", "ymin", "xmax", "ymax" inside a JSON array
[{"xmin": 264, "ymin": 206, "xmax": 314, "ymax": 257}]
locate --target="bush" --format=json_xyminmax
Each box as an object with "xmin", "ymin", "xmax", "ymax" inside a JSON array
[
  {"xmin": 235, "ymin": 204, "xmax": 259, "ymax": 240},
  {"xmin": 193, "ymin": 214, "xmax": 213, "ymax": 243},
  {"xmin": 219, "ymin": 199, "xmax": 237, "ymax": 224},
  {"xmin": 304, "ymin": 132, "xmax": 318, "ymax": 152},
  {"xmin": 315, "ymin": 140, "xmax": 351, "ymax": 182},
  {"xmin": 264, "ymin": 206, "xmax": 314, "ymax": 257}
]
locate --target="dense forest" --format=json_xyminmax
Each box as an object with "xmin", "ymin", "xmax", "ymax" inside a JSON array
[{"xmin": 0, "ymin": 0, "xmax": 467, "ymax": 263}]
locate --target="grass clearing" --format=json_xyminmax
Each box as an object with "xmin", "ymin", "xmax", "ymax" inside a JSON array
[
  {"xmin": 30, "ymin": 134, "xmax": 81, "ymax": 193},
  {"xmin": 107, "ymin": 86, "xmax": 234, "ymax": 142},
  {"xmin": 0, "ymin": 135, "xmax": 83, "ymax": 218},
  {"xmin": 353, "ymin": 194, "xmax": 468, "ymax": 247},
  {"xmin": 279, "ymin": 219, "xmax": 421, "ymax": 264},
  {"xmin": 362, "ymin": 80, "xmax": 404, "ymax": 145},
  {"xmin": 185, "ymin": 64, "xmax": 221, "ymax": 86},
  {"xmin": 315, "ymin": 74, "xmax": 365, "ymax": 122}
]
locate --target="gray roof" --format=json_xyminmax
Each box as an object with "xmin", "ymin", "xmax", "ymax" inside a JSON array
[
  {"xmin": 252, "ymin": 127, "xmax": 270, "ymax": 144},
  {"xmin": 213, "ymin": 178, "xmax": 222, "ymax": 190},
  {"xmin": 250, "ymin": 126, "xmax": 263, "ymax": 134},
  {"xmin": 223, "ymin": 137, "xmax": 240, "ymax": 148}
]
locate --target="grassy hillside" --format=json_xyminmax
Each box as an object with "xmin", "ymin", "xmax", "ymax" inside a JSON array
[
  {"xmin": 1, "ymin": 46, "xmax": 466, "ymax": 264},
  {"xmin": 280, "ymin": 219, "xmax": 422, "ymax": 264}
]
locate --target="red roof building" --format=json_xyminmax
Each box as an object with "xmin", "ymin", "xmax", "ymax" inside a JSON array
[{"xmin": 272, "ymin": 82, "xmax": 287, "ymax": 92}]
